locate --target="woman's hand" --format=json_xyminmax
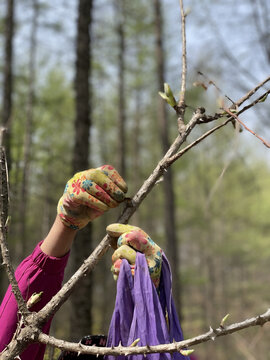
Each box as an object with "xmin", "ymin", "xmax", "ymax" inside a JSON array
[
  {"xmin": 107, "ymin": 223, "xmax": 162, "ymax": 288},
  {"xmin": 57, "ymin": 165, "xmax": 127, "ymax": 230}
]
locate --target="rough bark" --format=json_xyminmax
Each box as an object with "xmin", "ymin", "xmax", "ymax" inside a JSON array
[
  {"xmin": 70, "ymin": 0, "xmax": 93, "ymax": 341},
  {"xmin": 0, "ymin": 0, "xmax": 14, "ymax": 302},
  {"xmin": 1, "ymin": 0, "xmax": 14, "ymax": 172}
]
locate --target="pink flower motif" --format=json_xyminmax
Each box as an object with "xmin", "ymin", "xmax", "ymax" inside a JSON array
[
  {"xmin": 72, "ymin": 179, "xmax": 85, "ymax": 195},
  {"xmin": 101, "ymin": 165, "xmax": 114, "ymax": 171}
]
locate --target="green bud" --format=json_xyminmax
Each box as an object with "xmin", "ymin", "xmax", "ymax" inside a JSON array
[
  {"xmin": 129, "ymin": 338, "xmax": 140, "ymax": 347},
  {"xmin": 164, "ymin": 83, "xmax": 177, "ymax": 107},
  {"xmin": 180, "ymin": 349, "xmax": 194, "ymax": 356},
  {"xmin": 27, "ymin": 291, "xmax": 43, "ymax": 309},
  {"xmin": 258, "ymin": 93, "xmax": 268, "ymax": 103},
  {"xmin": 159, "ymin": 91, "xmax": 169, "ymax": 100},
  {"xmin": 220, "ymin": 313, "xmax": 230, "ymax": 328}
]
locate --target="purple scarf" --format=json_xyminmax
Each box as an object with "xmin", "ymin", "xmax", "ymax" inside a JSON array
[{"xmin": 106, "ymin": 252, "xmax": 189, "ymax": 360}]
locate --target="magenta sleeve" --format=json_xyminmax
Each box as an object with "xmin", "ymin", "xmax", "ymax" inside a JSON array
[{"xmin": 0, "ymin": 241, "xmax": 70, "ymax": 359}]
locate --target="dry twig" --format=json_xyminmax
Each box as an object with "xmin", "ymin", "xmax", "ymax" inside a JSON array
[
  {"xmin": 178, "ymin": 0, "xmax": 187, "ymax": 108},
  {"xmin": 0, "ymin": 147, "xmax": 29, "ymax": 317},
  {"xmin": 236, "ymin": 75, "xmax": 270, "ymax": 107},
  {"xmin": 224, "ymin": 107, "xmax": 270, "ymax": 148},
  {"xmin": 35, "ymin": 307, "xmax": 270, "ymax": 357}
]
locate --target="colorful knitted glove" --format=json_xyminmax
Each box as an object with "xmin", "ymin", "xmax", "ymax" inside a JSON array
[
  {"xmin": 107, "ymin": 223, "xmax": 162, "ymax": 288},
  {"xmin": 57, "ymin": 165, "xmax": 127, "ymax": 230}
]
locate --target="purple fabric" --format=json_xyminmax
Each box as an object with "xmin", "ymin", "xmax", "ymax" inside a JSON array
[
  {"xmin": 0, "ymin": 241, "xmax": 69, "ymax": 359},
  {"xmin": 106, "ymin": 253, "xmax": 189, "ymax": 360}
]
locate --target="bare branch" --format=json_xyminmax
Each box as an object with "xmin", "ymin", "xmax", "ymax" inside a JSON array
[
  {"xmin": 224, "ymin": 107, "xmax": 270, "ymax": 148},
  {"xmin": 0, "ymin": 147, "xmax": 29, "ymax": 317},
  {"xmin": 37, "ymin": 308, "xmax": 270, "ymax": 356},
  {"xmin": 238, "ymin": 89, "xmax": 270, "ymax": 114},
  {"xmin": 178, "ymin": 0, "xmax": 187, "ymax": 108},
  {"xmin": 167, "ymin": 118, "xmax": 232, "ymax": 164},
  {"xmin": 0, "ymin": 320, "xmax": 40, "ymax": 360},
  {"xmin": 236, "ymin": 75, "xmax": 270, "ymax": 107}
]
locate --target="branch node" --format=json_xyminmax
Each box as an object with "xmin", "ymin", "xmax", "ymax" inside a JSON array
[
  {"xmin": 256, "ymin": 315, "xmax": 265, "ymax": 326},
  {"xmin": 209, "ymin": 326, "xmax": 217, "ymax": 341},
  {"xmin": 154, "ymin": 176, "xmax": 164, "ymax": 185}
]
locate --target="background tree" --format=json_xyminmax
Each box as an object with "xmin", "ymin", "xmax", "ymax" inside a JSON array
[
  {"xmin": 18, "ymin": 0, "xmax": 39, "ymax": 258},
  {"xmin": 154, "ymin": 0, "xmax": 182, "ymax": 319},
  {"xmin": 0, "ymin": 0, "xmax": 14, "ymax": 301},
  {"xmin": 70, "ymin": 0, "xmax": 94, "ymax": 341},
  {"xmin": 1, "ymin": 0, "xmax": 14, "ymax": 168},
  {"xmin": 114, "ymin": 0, "xmax": 127, "ymax": 179}
]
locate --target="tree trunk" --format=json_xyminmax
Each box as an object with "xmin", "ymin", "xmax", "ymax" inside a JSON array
[
  {"xmin": 131, "ymin": 33, "xmax": 143, "ymax": 224},
  {"xmin": 1, "ymin": 0, "xmax": 14, "ymax": 169},
  {"xmin": 70, "ymin": 0, "xmax": 93, "ymax": 341},
  {"xmin": 18, "ymin": 0, "xmax": 38, "ymax": 258},
  {"xmin": 114, "ymin": 0, "xmax": 126, "ymax": 179},
  {"xmin": 154, "ymin": 0, "xmax": 182, "ymax": 320},
  {"xmin": 0, "ymin": 0, "xmax": 15, "ymax": 301}
]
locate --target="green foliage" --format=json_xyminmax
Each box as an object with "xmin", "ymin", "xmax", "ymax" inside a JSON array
[{"xmin": 9, "ymin": 67, "xmax": 74, "ymax": 250}]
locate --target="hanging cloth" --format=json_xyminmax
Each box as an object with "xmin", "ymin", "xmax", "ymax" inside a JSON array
[{"xmin": 106, "ymin": 252, "xmax": 189, "ymax": 360}]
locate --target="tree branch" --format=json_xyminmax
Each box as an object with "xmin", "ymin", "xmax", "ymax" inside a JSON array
[
  {"xmin": 33, "ymin": 107, "xmax": 206, "ymax": 327},
  {"xmin": 166, "ymin": 118, "xmax": 232, "ymax": 164},
  {"xmin": 237, "ymin": 89, "xmax": 270, "ymax": 115},
  {"xmin": 178, "ymin": 0, "xmax": 187, "ymax": 108},
  {"xmin": 224, "ymin": 107, "xmax": 270, "ymax": 148},
  {"xmin": 0, "ymin": 146, "xmax": 29, "ymax": 317},
  {"xmin": 36, "ymin": 308, "xmax": 270, "ymax": 356},
  {"xmin": 235, "ymin": 75, "xmax": 270, "ymax": 107}
]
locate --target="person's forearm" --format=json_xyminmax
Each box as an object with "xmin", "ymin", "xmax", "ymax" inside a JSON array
[
  {"xmin": 0, "ymin": 217, "xmax": 71, "ymax": 355},
  {"xmin": 41, "ymin": 215, "xmax": 77, "ymax": 257}
]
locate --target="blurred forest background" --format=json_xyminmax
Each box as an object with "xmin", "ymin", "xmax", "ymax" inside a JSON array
[{"xmin": 1, "ymin": 0, "xmax": 270, "ymax": 359}]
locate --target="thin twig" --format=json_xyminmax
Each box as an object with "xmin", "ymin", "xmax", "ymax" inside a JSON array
[
  {"xmin": 236, "ymin": 75, "xmax": 270, "ymax": 107},
  {"xmin": 0, "ymin": 147, "xmax": 29, "ymax": 317},
  {"xmin": 167, "ymin": 118, "xmax": 232, "ymax": 164},
  {"xmin": 224, "ymin": 107, "xmax": 270, "ymax": 148},
  {"xmin": 238, "ymin": 89, "xmax": 270, "ymax": 115},
  {"xmin": 178, "ymin": 0, "xmax": 187, "ymax": 108},
  {"xmin": 197, "ymin": 71, "xmax": 235, "ymax": 105}
]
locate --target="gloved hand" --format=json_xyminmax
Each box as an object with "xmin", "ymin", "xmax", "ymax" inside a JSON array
[
  {"xmin": 57, "ymin": 165, "xmax": 127, "ymax": 230},
  {"xmin": 106, "ymin": 223, "xmax": 162, "ymax": 288}
]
